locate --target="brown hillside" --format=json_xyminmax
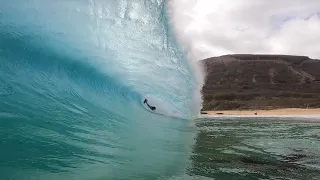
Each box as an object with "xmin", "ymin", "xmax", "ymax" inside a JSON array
[{"xmin": 201, "ymin": 54, "xmax": 320, "ymax": 110}]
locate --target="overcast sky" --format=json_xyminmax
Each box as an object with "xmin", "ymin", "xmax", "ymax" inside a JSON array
[{"xmin": 169, "ymin": 0, "xmax": 320, "ymax": 60}]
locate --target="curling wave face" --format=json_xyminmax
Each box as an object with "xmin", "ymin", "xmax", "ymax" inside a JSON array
[
  {"xmin": 0, "ymin": 0, "xmax": 202, "ymax": 179},
  {"xmin": 1, "ymin": 0, "xmax": 202, "ymax": 119}
]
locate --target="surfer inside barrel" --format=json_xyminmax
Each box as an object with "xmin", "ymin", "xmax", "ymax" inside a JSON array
[{"xmin": 143, "ymin": 99, "xmax": 156, "ymax": 111}]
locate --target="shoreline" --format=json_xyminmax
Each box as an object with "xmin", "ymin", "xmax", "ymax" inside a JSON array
[{"xmin": 202, "ymin": 108, "xmax": 320, "ymax": 116}]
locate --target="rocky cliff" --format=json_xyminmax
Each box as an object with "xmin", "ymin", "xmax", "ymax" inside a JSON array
[{"xmin": 201, "ymin": 54, "xmax": 320, "ymax": 110}]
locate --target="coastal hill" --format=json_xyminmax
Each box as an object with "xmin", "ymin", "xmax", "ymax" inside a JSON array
[{"xmin": 200, "ymin": 54, "xmax": 320, "ymax": 111}]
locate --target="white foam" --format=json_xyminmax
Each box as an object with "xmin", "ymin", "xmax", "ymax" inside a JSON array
[{"xmin": 166, "ymin": 0, "xmax": 206, "ymax": 116}]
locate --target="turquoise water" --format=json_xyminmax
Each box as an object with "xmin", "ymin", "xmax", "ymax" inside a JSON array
[
  {"xmin": 0, "ymin": 0, "xmax": 200, "ymax": 179},
  {"xmin": 1, "ymin": 1, "xmax": 320, "ymax": 180}
]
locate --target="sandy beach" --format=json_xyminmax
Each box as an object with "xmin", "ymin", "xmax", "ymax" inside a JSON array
[{"xmin": 203, "ymin": 108, "xmax": 320, "ymax": 116}]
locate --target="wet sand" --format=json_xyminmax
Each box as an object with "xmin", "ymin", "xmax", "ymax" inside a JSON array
[{"xmin": 203, "ymin": 108, "xmax": 320, "ymax": 116}]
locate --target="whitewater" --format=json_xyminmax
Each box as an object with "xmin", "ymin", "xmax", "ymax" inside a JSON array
[{"xmin": 0, "ymin": 0, "xmax": 204, "ymax": 179}]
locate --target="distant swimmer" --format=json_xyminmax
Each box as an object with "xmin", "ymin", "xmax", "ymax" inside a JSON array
[{"xmin": 143, "ymin": 99, "xmax": 156, "ymax": 111}]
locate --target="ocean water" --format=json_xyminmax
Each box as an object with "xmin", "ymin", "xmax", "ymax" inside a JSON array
[
  {"xmin": 0, "ymin": 0, "xmax": 201, "ymax": 179},
  {"xmin": 1, "ymin": 1, "xmax": 320, "ymax": 180},
  {"xmin": 190, "ymin": 117, "xmax": 320, "ymax": 180}
]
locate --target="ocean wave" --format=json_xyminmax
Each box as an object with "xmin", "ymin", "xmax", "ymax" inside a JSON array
[
  {"xmin": 0, "ymin": 0, "xmax": 202, "ymax": 119},
  {"xmin": 0, "ymin": 0, "xmax": 200, "ymax": 179}
]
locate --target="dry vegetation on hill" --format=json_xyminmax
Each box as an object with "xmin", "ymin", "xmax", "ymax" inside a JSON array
[{"xmin": 201, "ymin": 54, "xmax": 320, "ymax": 110}]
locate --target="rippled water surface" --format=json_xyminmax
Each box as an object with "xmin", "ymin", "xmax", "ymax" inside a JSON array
[{"xmin": 187, "ymin": 117, "xmax": 320, "ymax": 180}]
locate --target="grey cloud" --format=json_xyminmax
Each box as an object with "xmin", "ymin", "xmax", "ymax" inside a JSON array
[{"xmin": 169, "ymin": 0, "xmax": 320, "ymax": 60}]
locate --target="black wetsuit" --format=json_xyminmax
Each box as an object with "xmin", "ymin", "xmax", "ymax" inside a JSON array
[{"xmin": 144, "ymin": 99, "xmax": 156, "ymax": 111}]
